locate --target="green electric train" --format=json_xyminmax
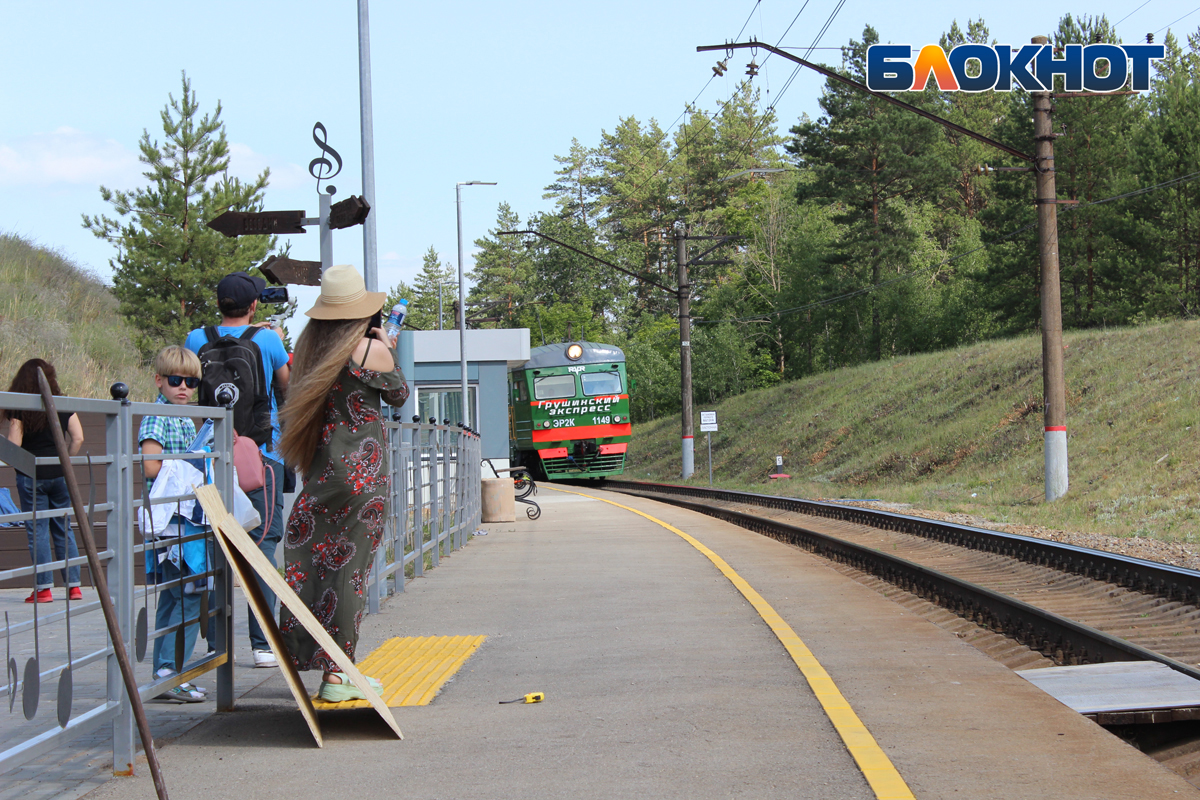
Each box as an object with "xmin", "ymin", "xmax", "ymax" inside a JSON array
[{"xmin": 509, "ymin": 341, "xmax": 632, "ymax": 481}]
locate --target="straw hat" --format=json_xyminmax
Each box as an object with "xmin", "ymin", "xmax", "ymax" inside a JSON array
[{"xmin": 305, "ymin": 264, "xmax": 387, "ymax": 320}]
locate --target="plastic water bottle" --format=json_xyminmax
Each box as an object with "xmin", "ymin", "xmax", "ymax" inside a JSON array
[{"xmin": 384, "ymin": 299, "xmax": 408, "ymax": 341}]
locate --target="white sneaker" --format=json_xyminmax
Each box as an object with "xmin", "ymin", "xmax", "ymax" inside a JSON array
[{"xmin": 253, "ymin": 649, "xmax": 278, "ymax": 668}]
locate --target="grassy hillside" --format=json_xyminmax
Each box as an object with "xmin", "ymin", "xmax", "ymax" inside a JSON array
[
  {"xmin": 0, "ymin": 233, "xmax": 157, "ymax": 400},
  {"xmin": 629, "ymin": 320, "xmax": 1200, "ymax": 543}
]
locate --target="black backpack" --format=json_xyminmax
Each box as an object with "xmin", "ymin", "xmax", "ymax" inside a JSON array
[{"xmin": 197, "ymin": 327, "xmax": 273, "ymax": 447}]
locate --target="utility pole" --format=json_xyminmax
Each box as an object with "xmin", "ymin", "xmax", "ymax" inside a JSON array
[
  {"xmin": 1032, "ymin": 35, "xmax": 1068, "ymax": 501},
  {"xmin": 357, "ymin": 0, "xmax": 378, "ymax": 291},
  {"xmin": 676, "ymin": 229, "xmax": 694, "ymax": 479},
  {"xmin": 696, "ymin": 38, "xmax": 1083, "ymax": 502}
]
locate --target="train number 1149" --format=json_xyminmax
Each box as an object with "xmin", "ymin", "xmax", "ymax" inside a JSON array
[{"xmin": 591, "ymin": 416, "xmax": 612, "ymax": 425}]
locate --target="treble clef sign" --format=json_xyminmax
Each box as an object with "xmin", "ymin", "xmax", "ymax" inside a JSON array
[{"xmin": 308, "ymin": 122, "xmax": 342, "ymax": 195}]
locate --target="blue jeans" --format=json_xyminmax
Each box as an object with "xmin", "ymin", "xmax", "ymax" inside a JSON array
[
  {"xmin": 152, "ymin": 559, "xmax": 201, "ymax": 674},
  {"xmin": 15, "ymin": 474, "xmax": 81, "ymax": 590},
  {"xmin": 246, "ymin": 458, "xmax": 285, "ymax": 652}
]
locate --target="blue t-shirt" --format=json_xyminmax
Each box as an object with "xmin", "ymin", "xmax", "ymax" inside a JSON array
[{"xmin": 185, "ymin": 325, "xmax": 289, "ymax": 464}]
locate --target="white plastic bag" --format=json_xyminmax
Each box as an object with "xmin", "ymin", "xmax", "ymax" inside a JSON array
[{"xmin": 232, "ymin": 482, "xmax": 261, "ymax": 532}]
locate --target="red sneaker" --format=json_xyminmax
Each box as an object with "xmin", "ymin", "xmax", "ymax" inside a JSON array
[
  {"xmin": 25, "ymin": 589, "xmax": 52, "ymax": 603},
  {"xmin": 69, "ymin": 587, "xmax": 83, "ymax": 601}
]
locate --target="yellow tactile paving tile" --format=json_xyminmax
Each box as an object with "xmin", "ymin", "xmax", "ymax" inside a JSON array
[{"xmin": 311, "ymin": 635, "xmax": 487, "ymax": 709}]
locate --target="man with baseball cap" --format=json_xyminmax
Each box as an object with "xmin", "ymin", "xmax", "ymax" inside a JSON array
[{"xmin": 185, "ymin": 270, "xmax": 290, "ymax": 669}]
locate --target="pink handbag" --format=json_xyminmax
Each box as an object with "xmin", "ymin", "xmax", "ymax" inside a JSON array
[{"xmin": 233, "ymin": 433, "xmax": 273, "ymax": 542}]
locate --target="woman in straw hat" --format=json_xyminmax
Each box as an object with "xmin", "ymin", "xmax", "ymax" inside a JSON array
[{"xmin": 276, "ymin": 264, "xmax": 409, "ymax": 702}]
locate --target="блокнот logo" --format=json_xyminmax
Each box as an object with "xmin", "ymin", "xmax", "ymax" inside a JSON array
[{"xmin": 866, "ymin": 43, "xmax": 1165, "ymax": 93}]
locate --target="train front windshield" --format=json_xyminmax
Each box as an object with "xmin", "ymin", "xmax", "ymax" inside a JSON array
[
  {"xmin": 581, "ymin": 371, "xmax": 622, "ymax": 396},
  {"xmin": 534, "ymin": 374, "xmax": 576, "ymax": 400}
]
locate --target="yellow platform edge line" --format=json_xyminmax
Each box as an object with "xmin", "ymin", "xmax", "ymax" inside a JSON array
[
  {"xmin": 311, "ymin": 635, "xmax": 487, "ymax": 709},
  {"xmin": 545, "ymin": 485, "xmax": 916, "ymax": 800}
]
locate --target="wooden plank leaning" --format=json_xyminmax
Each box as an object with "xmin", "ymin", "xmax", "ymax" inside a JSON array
[
  {"xmin": 35, "ymin": 369, "xmax": 170, "ymax": 800},
  {"xmin": 191, "ymin": 484, "xmax": 403, "ymax": 741}
]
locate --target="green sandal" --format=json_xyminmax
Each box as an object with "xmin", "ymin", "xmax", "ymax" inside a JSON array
[{"xmin": 317, "ymin": 675, "xmax": 383, "ymax": 702}]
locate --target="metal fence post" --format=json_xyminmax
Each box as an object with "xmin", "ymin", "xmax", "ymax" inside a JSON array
[
  {"xmin": 413, "ymin": 425, "xmax": 425, "ymax": 578},
  {"xmin": 429, "ymin": 426, "xmax": 441, "ymax": 568},
  {"xmin": 212, "ymin": 410, "xmax": 236, "ymax": 711},
  {"xmin": 449, "ymin": 429, "xmax": 460, "ymax": 552},
  {"xmin": 107, "ymin": 389, "xmax": 135, "ymax": 774},
  {"xmin": 396, "ymin": 424, "xmax": 410, "ymax": 592}
]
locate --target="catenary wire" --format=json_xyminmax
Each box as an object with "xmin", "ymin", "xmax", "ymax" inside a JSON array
[
  {"xmin": 1115, "ymin": 0, "xmax": 1155, "ymax": 28},
  {"xmin": 617, "ymin": 0, "xmax": 823, "ymax": 205},
  {"xmin": 710, "ymin": 0, "xmax": 849, "ymax": 186},
  {"xmin": 576, "ymin": 0, "xmax": 765, "ymax": 211},
  {"xmin": 1155, "ymin": 5, "xmax": 1200, "ymax": 34}
]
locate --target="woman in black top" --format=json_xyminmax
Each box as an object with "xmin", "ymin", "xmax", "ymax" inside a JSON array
[{"xmin": 4, "ymin": 358, "xmax": 84, "ymax": 603}]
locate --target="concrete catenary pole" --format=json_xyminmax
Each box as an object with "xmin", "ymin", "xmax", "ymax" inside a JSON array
[
  {"xmin": 1031, "ymin": 34, "xmax": 1068, "ymax": 501},
  {"xmin": 357, "ymin": 0, "xmax": 378, "ymax": 291},
  {"xmin": 676, "ymin": 228, "xmax": 694, "ymax": 479}
]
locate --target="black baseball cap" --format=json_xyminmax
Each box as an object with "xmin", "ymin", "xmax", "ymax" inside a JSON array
[{"xmin": 216, "ymin": 272, "xmax": 266, "ymax": 307}]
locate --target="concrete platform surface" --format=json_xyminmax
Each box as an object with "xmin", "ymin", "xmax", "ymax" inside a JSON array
[{"xmin": 82, "ymin": 487, "xmax": 1197, "ymax": 800}]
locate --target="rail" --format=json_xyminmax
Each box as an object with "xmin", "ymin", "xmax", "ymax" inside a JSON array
[
  {"xmin": 0, "ymin": 389, "xmax": 480, "ymax": 778},
  {"xmin": 604, "ymin": 480, "xmax": 1200, "ymax": 682}
]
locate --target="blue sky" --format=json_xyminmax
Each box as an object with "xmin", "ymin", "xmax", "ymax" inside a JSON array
[{"xmin": 1, "ymin": 0, "xmax": 1193, "ymax": 331}]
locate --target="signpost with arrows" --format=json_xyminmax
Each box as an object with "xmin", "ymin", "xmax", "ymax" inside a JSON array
[{"xmin": 205, "ymin": 123, "xmax": 372, "ymax": 280}]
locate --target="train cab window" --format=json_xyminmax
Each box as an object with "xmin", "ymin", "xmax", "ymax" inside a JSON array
[
  {"xmin": 533, "ymin": 374, "xmax": 576, "ymax": 400},
  {"xmin": 581, "ymin": 371, "xmax": 622, "ymax": 396}
]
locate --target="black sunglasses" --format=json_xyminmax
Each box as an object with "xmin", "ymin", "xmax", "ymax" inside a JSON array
[{"xmin": 165, "ymin": 375, "xmax": 200, "ymax": 389}]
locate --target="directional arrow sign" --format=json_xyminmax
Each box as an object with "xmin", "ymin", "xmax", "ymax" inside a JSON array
[
  {"xmin": 328, "ymin": 195, "xmax": 371, "ymax": 230},
  {"xmin": 208, "ymin": 210, "xmax": 307, "ymax": 238},
  {"xmin": 259, "ymin": 255, "xmax": 322, "ymax": 287}
]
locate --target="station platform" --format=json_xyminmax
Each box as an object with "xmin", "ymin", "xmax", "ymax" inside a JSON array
[{"xmin": 83, "ymin": 486, "xmax": 1196, "ymax": 800}]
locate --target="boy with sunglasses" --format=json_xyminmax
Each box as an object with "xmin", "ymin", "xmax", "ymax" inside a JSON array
[{"xmin": 139, "ymin": 345, "xmax": 208, "ymax": 702}]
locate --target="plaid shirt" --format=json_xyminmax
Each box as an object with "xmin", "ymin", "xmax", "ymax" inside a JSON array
[{"xmin": 138, "ymin": 395, "xmax": 198, "ymax": 461}]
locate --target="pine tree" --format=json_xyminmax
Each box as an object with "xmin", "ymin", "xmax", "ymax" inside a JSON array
[
  {"xmin": 466, "ymin": 203, "xmax": 536, "ymax": 328},
  {"xmin": 407, "ymin": 246, "xmax": 457, "ymax": 330},
  {"xmin": 788, "ymin": 25, "xmax": 956, "ymax": 363},
  {"xmin": 82, "ymin": 73, "xmax": 271, "ymax": 351}
]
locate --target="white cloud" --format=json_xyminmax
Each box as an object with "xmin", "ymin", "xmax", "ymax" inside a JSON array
[
  {"xmin": 0, "ymin": 127, "xmax": 142, "ymax": 188},
  {"xmin": 227, "ymin": 142, "xmax": 309, "ymax": 191}
]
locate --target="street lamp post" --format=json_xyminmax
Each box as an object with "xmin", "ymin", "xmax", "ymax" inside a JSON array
[{"xmin": 456, "ymin": 181, "xmax": 497, "ymax": 427}]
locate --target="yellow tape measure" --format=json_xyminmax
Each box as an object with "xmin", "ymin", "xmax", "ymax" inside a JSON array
[{"xmin": 499, "ymin": 692, "xmax": 544, "ymax": 704}]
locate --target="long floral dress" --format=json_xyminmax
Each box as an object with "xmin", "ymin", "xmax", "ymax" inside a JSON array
[{"xmin": 280, "ymin": 346, "xmax": 408, "ymax": 672}]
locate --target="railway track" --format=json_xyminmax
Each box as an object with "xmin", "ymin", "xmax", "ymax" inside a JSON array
[{"xmin": 602, "ymin": 480, "xmax": 1200, "ymax": 781}]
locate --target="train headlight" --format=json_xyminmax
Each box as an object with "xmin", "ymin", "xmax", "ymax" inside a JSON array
[
  {"xmin": 543, "ymin": 421, "xmax": 551, "ymax": 428},
  {"xmin": 566, "ymin": 343, "xmax": 583, "ymax": 360}
]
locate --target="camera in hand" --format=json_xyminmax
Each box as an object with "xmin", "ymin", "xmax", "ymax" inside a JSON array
[
  {"xmin": 366, "ymin": 310, "xmax": 382, "ymax": 335},
  {"xmin": 259, "ymin": 287, "xmax": 289, "ymax": 304}
]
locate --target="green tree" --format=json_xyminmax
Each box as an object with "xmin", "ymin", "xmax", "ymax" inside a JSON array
[
  {"xmin": 82, "ymin": 73, "xmax": 271, "ymax": 351},
  {"xmin": 1124, "ymin": 29, "xmax": 1200, "ymax": 320},
  {"xmin": 409, "ymin": 246, "xmax": 457, "ymax": 330},
  {"xmin": 938, "ymin": 18, "xmax": 1006, "ymax": 218},
  {"xmin": 788, "ymin": 25, "xmax": 956, "ymax": 362},
  {"xmin": 466, "ymin": 203, "xmax": 536, "ymax": 328}
]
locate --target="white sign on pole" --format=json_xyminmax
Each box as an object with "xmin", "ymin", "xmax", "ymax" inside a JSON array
[{"xmin": 699, "ymin": 411, "xmax": 718, "ymax": 432}]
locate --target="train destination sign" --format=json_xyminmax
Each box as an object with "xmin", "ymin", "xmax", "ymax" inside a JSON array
[
  {"xmin": 208, "ymin": 210, "xmax": 306, "ymax": 238},
  {"xmin": 866, "ymin": 43, "xmax": 1165, "ymax": 93}
]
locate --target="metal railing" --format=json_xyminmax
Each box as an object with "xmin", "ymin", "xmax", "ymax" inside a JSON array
[{"xmin": 0, "ymin": 390, "xmax": 481, "ymax": 779}]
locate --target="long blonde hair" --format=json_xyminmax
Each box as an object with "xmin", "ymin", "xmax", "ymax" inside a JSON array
[{"xmin": 278, "ymin": 317, "xmax": 369, "ymax": 472}]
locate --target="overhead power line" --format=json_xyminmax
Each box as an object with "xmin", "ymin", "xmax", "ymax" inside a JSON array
[
  {"xmin": 1115, "ymin": 0, "xmax": 1155, "ymax": 28},
  {"xmin": 599, "ymin": 0, "xmax": 765, "ymax": 198},
  {"xmin": 1156, "ymin": 5, "xmax": 1200, "ymax": 34},
  {"xmin": 619, "ymin": 0, "xmax": 829, "ymax": 204}
]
